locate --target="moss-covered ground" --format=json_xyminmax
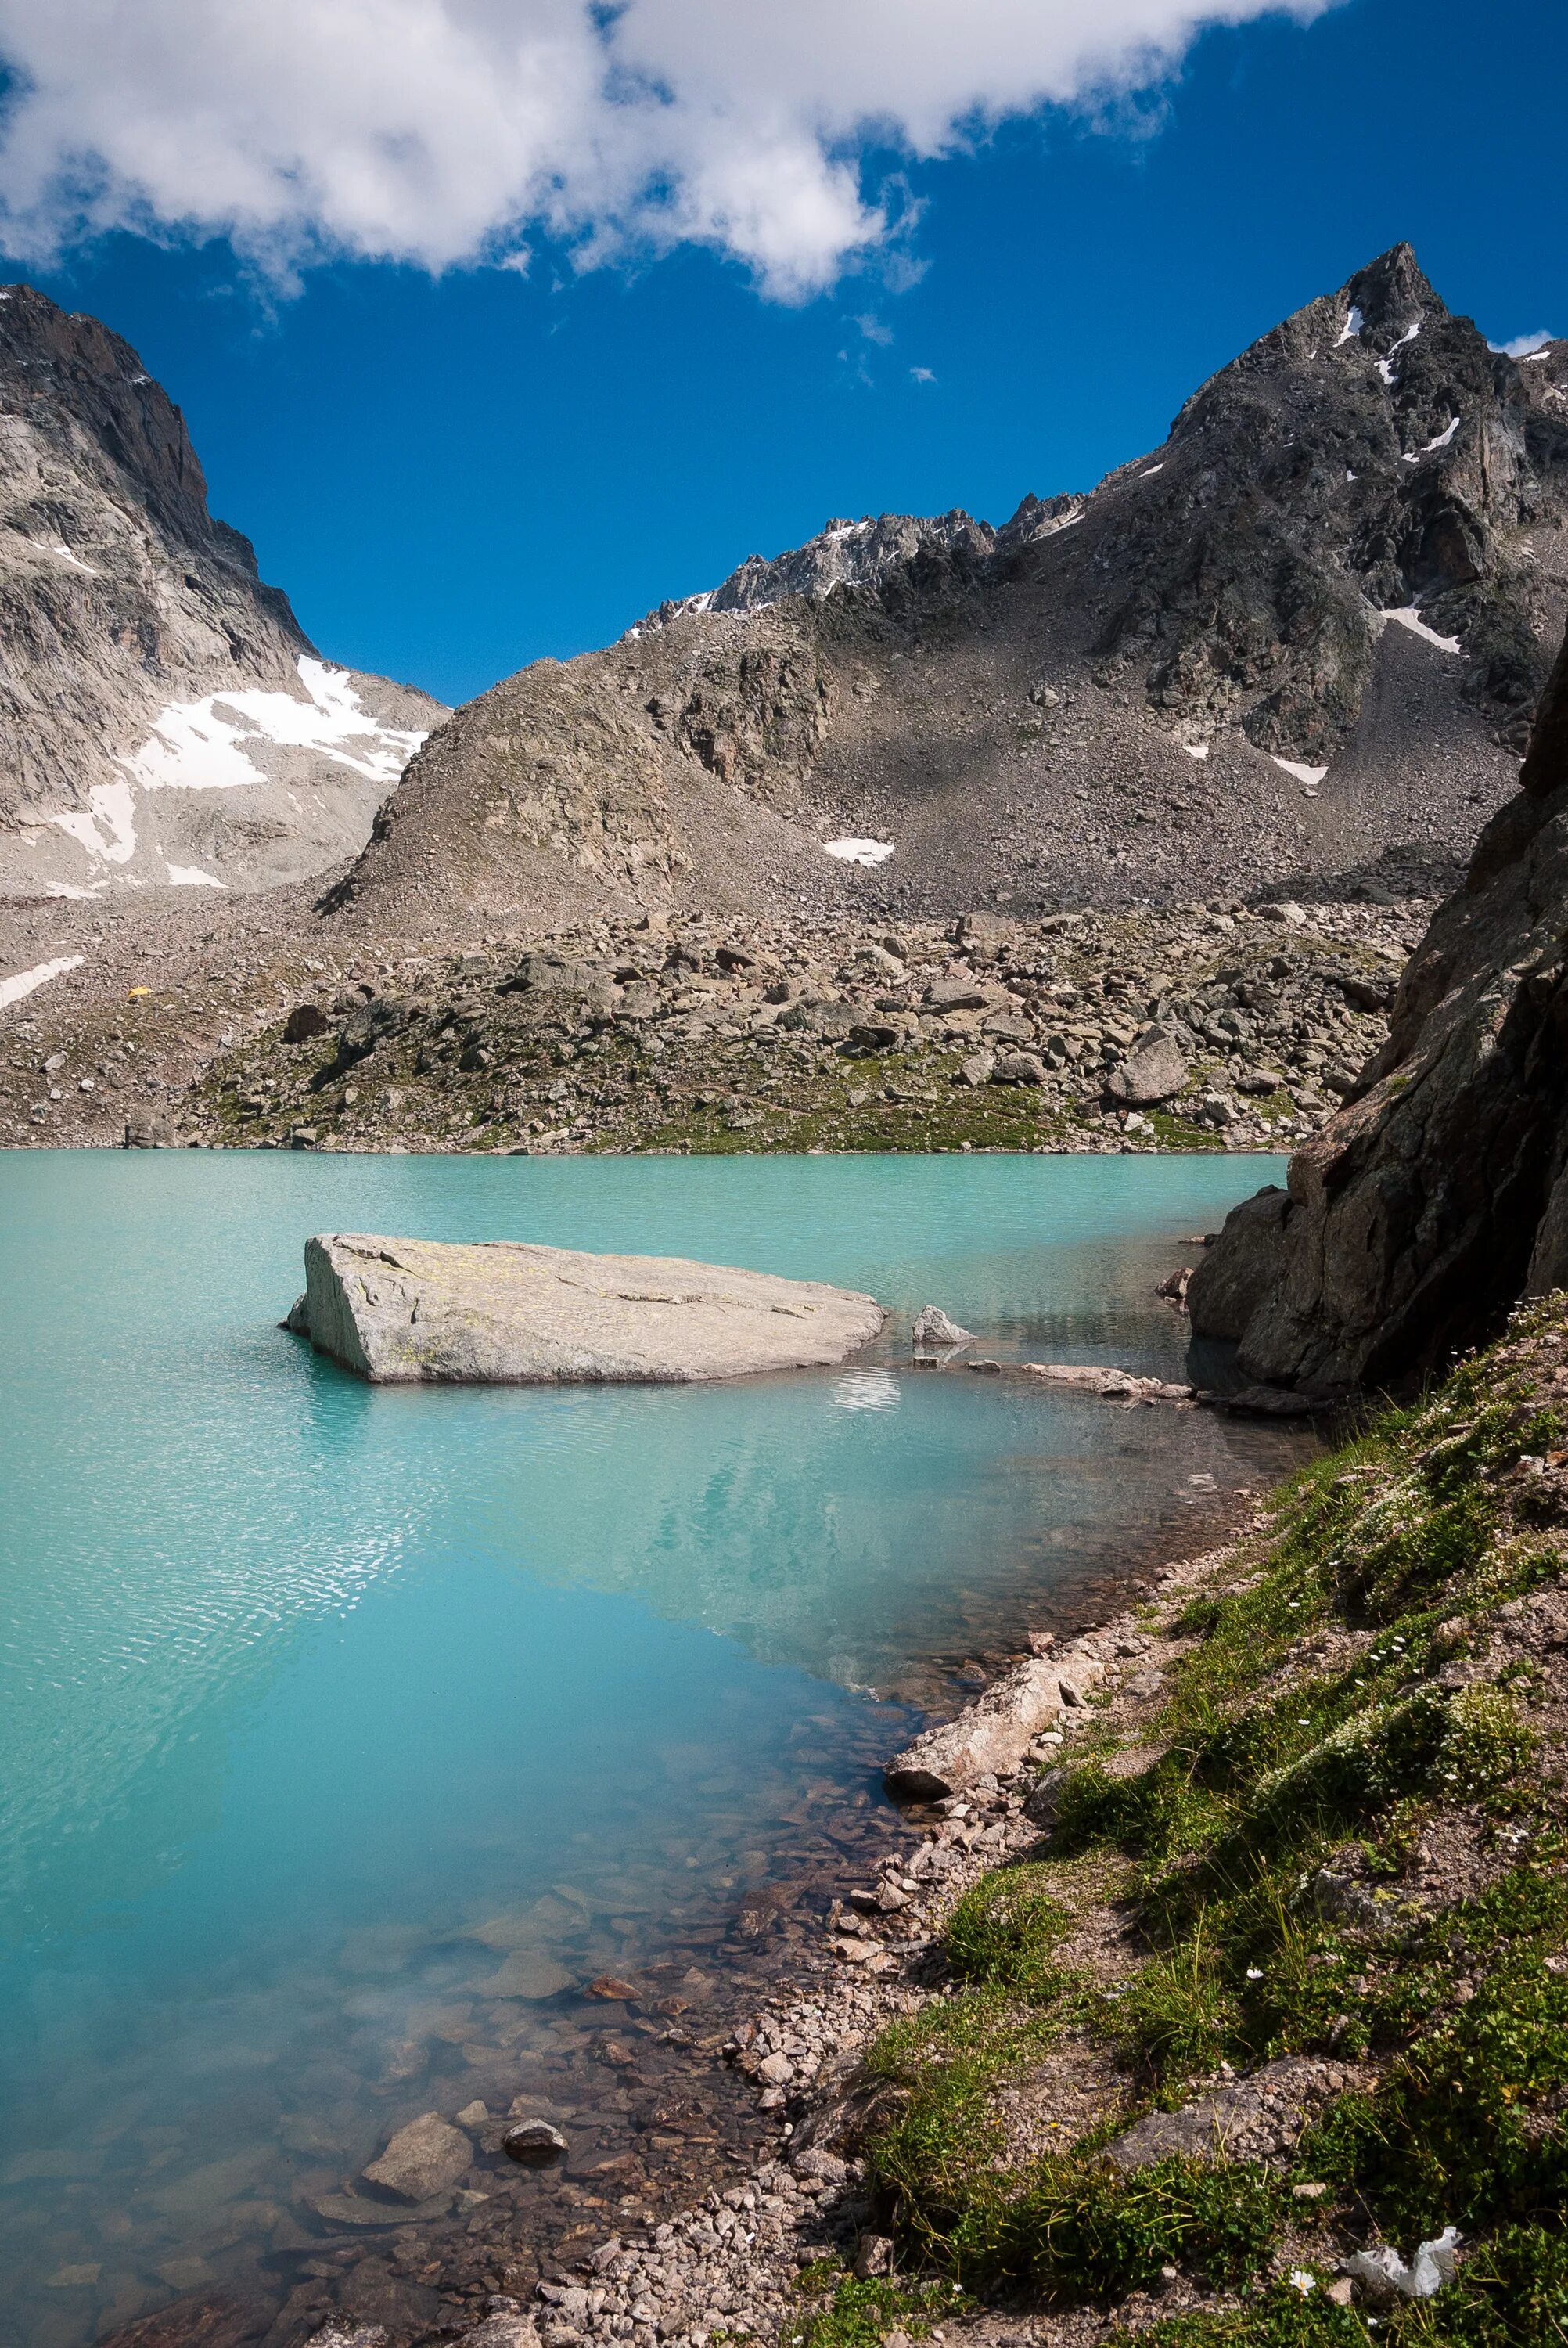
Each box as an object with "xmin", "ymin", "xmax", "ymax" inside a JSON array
[{"xmin": 826, "ymin": 1300, "xmax": 1568, "ymax": 2343}]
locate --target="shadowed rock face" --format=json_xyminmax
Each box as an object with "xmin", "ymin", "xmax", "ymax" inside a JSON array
[{"xmin": 1189, "ymin": 618, "xmax": 1568, "ymax": 1393}]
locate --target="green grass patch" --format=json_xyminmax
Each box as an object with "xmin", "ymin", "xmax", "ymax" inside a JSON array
[
  {"xmin": 786, "ymin": 2266, "xmax": 969, "ymax": 2348},
  {"xmin": 944, "ymin": 1865, "xmax": 1072, "ymax": 1994}
]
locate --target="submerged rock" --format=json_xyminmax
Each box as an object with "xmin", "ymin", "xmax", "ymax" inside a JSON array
[
  {"xmin": 502, "ymin": 2121, "xmax": 568, "ymax": 2166},
  {"xmin": 287, "ymin": 1233, "xmax": 883, "ymax": 1385},
  {"xmin": 361, "ymin": 2112, "xmax": 472, "ymax": 2203},
  {"xmin": 481, "ymin": 1952, "xmax": 576, "ymax": 2000}
]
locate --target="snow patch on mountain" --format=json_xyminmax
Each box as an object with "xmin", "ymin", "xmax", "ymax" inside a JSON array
[
  {"xmin": 822, "ymin": 837, "xmax": 895, "ymax": 866},
  {"xmin": 1273, "ymin": 757, "xmax": 1329, "ymax": 787},
  {"xmin": 40, "ymin": 658, "xmax": 430, "ymax": 880},
  {"xmin": 121, "ymin": 658, "xmax": 426, "ymax": 796},
  {"xmin": 0, "ymin": 954, "xmax": 83, "ymax": 1014},
  {"xmin": 1383, "ymin": 607, "xmax": 1462, "ymax": 655},
  {"xmin": 50, "ymin": 779, "xmax": 138, "ymax": 864}
]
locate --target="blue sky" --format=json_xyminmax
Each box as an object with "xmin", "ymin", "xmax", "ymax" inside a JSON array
[{"xmin": 9, "ymin": 0, "xmax": 1566, "ymax": 709}]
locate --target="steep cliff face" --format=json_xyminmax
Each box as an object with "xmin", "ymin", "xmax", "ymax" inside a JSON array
[
  {"xmin": 0, "ymin": 285, "xmax": 442, "ymax": 899},
  {"xmin": 1189, "ymin": 618, "xmax": 1568, "ymax": 1392},
  {"xmin": 331, "ymin": 246, "xmax": 1568, "ymax": 938}
]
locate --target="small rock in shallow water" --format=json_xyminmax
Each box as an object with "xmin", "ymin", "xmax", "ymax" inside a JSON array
[
  {"xmin": 313, "ymin": 2191, "xmax": 454, "ymax": 2227},
  {"xmin": 502, "ymin": 2120, "xmax": 568, "ymax": 2166},
  {"xmin": 911, "ymin": 1305, "xmax": 974, "ymax": 1349}
]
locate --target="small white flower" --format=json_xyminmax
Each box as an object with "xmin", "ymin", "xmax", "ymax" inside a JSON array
[
  {"xmin": 1288, "ymin": 2270, "xmax": 1316, "ymax": 2296},
  {"xmin": 1246, "ymin": 1966, "xmax": 1264, "ymax": 1979}
]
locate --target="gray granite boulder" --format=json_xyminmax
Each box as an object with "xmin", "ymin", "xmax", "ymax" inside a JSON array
[
  {"xmin": 1105, "ymin": 1027, "xmax": 1188, "ymax": 1106},
  {"xmin": 288, "ymin": 1233, "xmax": 883, "ymax": 1384},
  {"xmin": 884, "ymin": 1639, "xmax": 1107, "ymax": 1799},
  {"xmin": 1184, "ymin": 1187, "xmax": 1290, "ymax": 1341}
]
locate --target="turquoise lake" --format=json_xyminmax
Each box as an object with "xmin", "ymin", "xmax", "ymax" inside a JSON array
[{"xmin": 0, "ymin": 1148, "xmax": 1300, "ymax": 2343}]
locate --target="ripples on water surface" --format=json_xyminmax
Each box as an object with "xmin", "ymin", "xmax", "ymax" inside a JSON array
[{"xmin": 0, "ymin": 1150, "xmax": 1311, "ymax": 2343}]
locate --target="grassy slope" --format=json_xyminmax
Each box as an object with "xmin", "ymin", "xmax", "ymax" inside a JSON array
[{"xmin": 805, "ymin": 1299, "xmax": 1568, "ymax": 2346}]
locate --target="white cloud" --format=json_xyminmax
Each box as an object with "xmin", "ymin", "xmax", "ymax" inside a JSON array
[
  {"xmin": 910, "ymin": 364, "xmax": 937, "ymax": 383},
  {"xmin": 0, "ymin": 0, "xmax": 1342, "ymax": 300},
  {"xmin": 1488, "ymin": 330, "xmax": 1558, "ymax": 358}
]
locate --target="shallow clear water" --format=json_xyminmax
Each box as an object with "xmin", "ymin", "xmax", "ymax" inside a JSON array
[{"xmin": 0, "ymin": 1149, "xmax": 1298, "ymax": 2343}]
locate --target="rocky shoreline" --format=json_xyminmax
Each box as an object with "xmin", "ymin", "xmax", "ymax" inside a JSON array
[
  {"xmin": 277, "ymin": 1512, "xmax": 1296, "ymax": 2348},
  {"xmin": 96, "ymin": 1459, "xmax": 1299, "ymax": 2348},
  {"xmin": 320, "ymin": 1290, "xmax": 1568, "ymax": 2348}
]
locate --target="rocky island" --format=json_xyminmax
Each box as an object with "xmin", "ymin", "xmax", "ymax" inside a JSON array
[{"xmin": 286, "ymin": 1233, "xmax": 884, "ymax": 1383}]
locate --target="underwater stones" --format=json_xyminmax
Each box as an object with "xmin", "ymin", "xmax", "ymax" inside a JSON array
[
  {"xmin": 288, "ymin": 1233, "xmax": 883, "ymax": 1385},
  {"xmin": 312, "ymin": 2190, "xmax": 453, "ymax": 2227},
  {"xmin": 92, "ymin": 2289, "xmax": 278, "ymax": 2346},
  {"xmin": 481, "ymin": 1953, "xmax": 576, "ymax": 2000},
  {"xmin": 361, "ymin": 2111, "xmax": 472, "ymax": 2203}
]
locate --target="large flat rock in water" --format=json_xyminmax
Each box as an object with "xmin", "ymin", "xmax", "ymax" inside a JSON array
[{"xmin": 289, "ymin": 1233, "xmax": 884, "ymax": 1384}]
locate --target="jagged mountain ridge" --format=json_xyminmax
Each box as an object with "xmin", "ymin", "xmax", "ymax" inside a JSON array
[
  {"xmin": 331, "ymin": 244, "xmax": 1568, "ymax": 939},
  {"xmin": 0, "ymin": 285, "xmax": 442, "ymax": 902}
]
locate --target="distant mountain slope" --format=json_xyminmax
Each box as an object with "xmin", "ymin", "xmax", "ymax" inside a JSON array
[
  {"xmin": 0, "ymin": 286, "xmax": 443, "ymax": 901},
  {"xmin": 330, "ymin": 245, "xmax": 1568, "ymax": 938}
]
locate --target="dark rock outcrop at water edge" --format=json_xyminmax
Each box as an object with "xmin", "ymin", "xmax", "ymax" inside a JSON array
[{"xmin": 1190, "ymin": 613, "xmax": 1568, "ymax": 1391}]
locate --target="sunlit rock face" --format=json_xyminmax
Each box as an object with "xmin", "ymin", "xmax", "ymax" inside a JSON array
[
  {"xmin": 330, "ymin": 244, "xmax": 1568, "ymax": 941},
  {"xmin": 0, "ymin": 283, "xmax": 442, "ymax": 899}
]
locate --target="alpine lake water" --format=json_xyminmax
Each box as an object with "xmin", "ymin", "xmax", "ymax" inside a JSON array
[{"xmin": 0, "ymin": 1148, "xmax": 1312, "ymax": 2347}]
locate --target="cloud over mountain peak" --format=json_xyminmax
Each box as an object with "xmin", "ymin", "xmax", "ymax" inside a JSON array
[{"xmin": 0, "ymin": 0, "xmax": 1338, "ymax": 297}]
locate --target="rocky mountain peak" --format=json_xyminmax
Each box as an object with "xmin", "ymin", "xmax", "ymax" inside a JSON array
[
  {"xmin": 635, "ymin": 508, "xmax": 996, "ymax": 633},
  {"xmin": 333, "ymin": 245, "xmax": 1565, "ymax": 938},
  {"xmin": 0, "ymin": 283, "xmax": 441, "ymax": 899},
  {"xmin": 0, "ymin": 282, "xmax": 293, "ymax": 608},
  {"xmin": 1343, "ymin": 239, "xmax": 1442, "ymax": 337}
]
